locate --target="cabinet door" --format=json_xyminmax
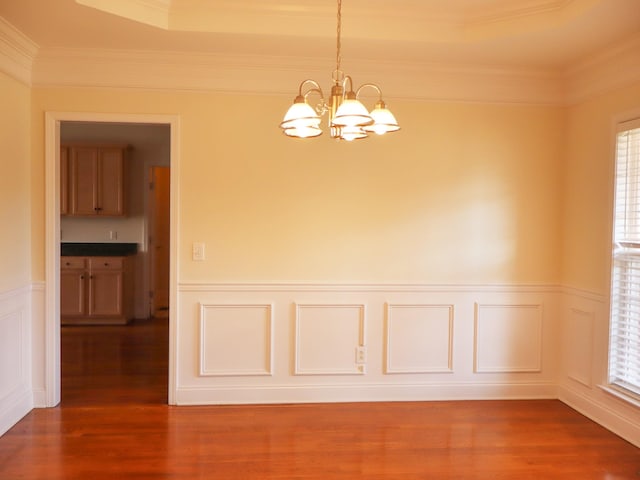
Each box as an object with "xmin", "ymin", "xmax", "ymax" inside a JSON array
[
  {"xmin": 70, "ymin": 147, "xmax": 99, "ymax": 215},
  {"xmin": 60, "ymin": 268, "xmax": 86, "ymax": 317},
  {"xmin": 88, "ymin": 258, "xmax": 124, "ymax": 316},
  {"xmin": 98, "ymin": 147, "xmax": 124, "ymax": 216}
]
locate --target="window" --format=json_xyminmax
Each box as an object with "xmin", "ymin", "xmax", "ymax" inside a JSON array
[{"xmin": 609, "ymin": 118, "xmax": 640, "ymax": 400}]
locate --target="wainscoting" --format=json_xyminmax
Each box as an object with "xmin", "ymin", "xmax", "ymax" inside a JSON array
[
  {"xmin": 559, "ymin": 287, "xmax": 640, "ymax": 446},
  {"xmin": 0, "ymin": 285, "xmax": 33, "ymax": 436},
  {"xmin": 175, "ymin": 284, "xmax": 560, "ymax": 405},
  {"xmin": 2, "ymin": 282, "xmax": 638, "ymax": 447}
]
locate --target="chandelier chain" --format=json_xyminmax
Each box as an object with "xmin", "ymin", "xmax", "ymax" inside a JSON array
[{"xmin": 336, "ymin": 0, "xmax": 342, "ymax": 73}]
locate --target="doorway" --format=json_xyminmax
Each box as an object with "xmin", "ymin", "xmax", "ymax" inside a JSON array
[
  {"xmin": 44, "ymin": 112, "xmax": 180, "ymax": 407},
  {"xmin": 58, "ymin": 121, "xmax": 171, "ymax": 405}
]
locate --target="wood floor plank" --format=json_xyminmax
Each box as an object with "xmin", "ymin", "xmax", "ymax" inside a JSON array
[{"xmin": 0, "ymin": 319, "xmax": 638, "ymax": 479}]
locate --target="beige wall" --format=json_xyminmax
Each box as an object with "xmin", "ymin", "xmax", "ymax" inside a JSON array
[
  {"xmin": 30, "ymin": 87, "xmax": 565, "ymax": 286},
  {"xmin": 0, "ymin": 72, "xmax": 31, "ymax": 292},
  {"xmin": 562, "ymin": 82, "xmax": 640, "ymax": 294}
]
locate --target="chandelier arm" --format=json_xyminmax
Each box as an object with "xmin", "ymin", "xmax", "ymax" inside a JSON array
[
  {"xmin": 342, "ymin": 75, "xmax": 355, "ymax": 94},
  {"xmin": 355, "ymin": 83, "xmax": 383, "ymax": 102},
  {"xmin": 298, "ymin": 79, "xmax": 324, "ymax": 97}
]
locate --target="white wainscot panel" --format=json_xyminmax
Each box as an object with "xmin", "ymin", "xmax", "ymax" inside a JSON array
[
  {"xmin": 474, "ymin": 303, "xmax": 542, "ymax": 373},
  {"xmin": 385, "ymin": 304, "xmax": 454, "ymax": 374},
  {"xmin": 295, "ymin": 304, "xmax": 365, "ymax": 375},
  {"xmin": 199, "ymin": 304, "xmax": 273, "ymax": 376},
  {"xmin": 0, "ymin": 310, "xmax": 24, "ymax": 400},
  {"xmin": 566, "ymin": 307, "xmax": 594, "ymax": 388}
]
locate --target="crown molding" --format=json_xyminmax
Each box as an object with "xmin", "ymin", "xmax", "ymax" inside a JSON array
[
  {"xmin": 32, "ymin": 47, "xmax": 564, "ymax": 105},
  {"xmin": 563, "ymin": 32, "xmax": 640, "ymax": 104},
  {"xmin": 75, "ymin": 0, "xmax": 171, "ymax": 29},
  {"xmin": 11, "ymin": 19, "xmax": 638, "ymax": 106},
  {"xmin": 467, "ymin": 0, "xmax": 574, "ymax": 25},
  {"xmin": 0, "ymin": 17, "xmax": 38, "ymax": 85}
]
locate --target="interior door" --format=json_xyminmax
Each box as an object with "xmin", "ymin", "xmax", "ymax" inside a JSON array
[{"xmin": 149, "ymin": 166, "xmax": 170, "ymax": 318}]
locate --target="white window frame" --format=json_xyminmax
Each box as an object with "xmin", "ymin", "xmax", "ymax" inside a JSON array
[{"xmin": 608, "ymin": 117, "xmax": 640, "ymax": 404}]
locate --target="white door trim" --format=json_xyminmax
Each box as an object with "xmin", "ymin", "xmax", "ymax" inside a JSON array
[{"xmin": 44, "ymin": 111, "xmax": 180, "ymax": 406}]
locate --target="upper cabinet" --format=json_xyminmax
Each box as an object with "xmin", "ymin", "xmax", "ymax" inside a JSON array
[{"xmin": 62, "ymin": 145, "xmax": 126, "ymax": 217}]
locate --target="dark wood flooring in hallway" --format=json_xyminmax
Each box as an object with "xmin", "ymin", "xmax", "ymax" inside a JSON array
[{"xmin": 0, "ymin": 319, "xmax": 639, "ymax": 479}]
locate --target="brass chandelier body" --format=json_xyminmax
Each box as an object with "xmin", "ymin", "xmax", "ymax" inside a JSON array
[{"xmin": 279, "ymin": 0, "xmax": 400, "ymax": 141}]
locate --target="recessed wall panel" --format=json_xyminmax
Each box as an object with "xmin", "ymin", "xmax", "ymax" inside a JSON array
[
  {"xmin": 0, "ymin": 310, "xmax": 23, "ymax": 400},
  {"xmin": 386, "ymin": 304, "xmax": 454, "ymax": 374},
  {"xmin": 475, "ymin": 303, "xmax": 542, "ymax": 373},
  {"xmin": 566, "ymin": 308, "xmax": 594, "ymax": 387},
  {"xmin": 199, "ymin": 304, "xmax": 273, "ymax": 376},
  {"xmin": 295, "ymin": 304, "xmax": 365, "ymax": 375}
]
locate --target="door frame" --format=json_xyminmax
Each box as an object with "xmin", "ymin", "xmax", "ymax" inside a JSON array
[{"xmin": 44, "ymin": 112, "xmax": 180, "ymax": 406}]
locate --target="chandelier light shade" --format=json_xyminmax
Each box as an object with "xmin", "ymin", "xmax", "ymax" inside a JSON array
[
  {"xmin": 279, "ymin": 0, "xmax": 400, "ymax": 141},
  {"xmin": 280, "ymin": 95, "xmax": 323, "ymax": 138},
  {"xmin": 363, "ymin": 100, "xmax": 401, "ymax": 135}
]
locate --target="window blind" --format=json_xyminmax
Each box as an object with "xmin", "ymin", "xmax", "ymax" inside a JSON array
[{"xmin": 610, "ymin": 119, "xmax": 640, "ymax": 398}]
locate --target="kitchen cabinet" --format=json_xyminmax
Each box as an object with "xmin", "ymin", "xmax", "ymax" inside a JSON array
[
  {"xmin": 60, "ymin": 255, "xmax": 134, "ymax": 325},
  {"xmin": 62, "ymin": 145, "xmax": 126, "ymax": 216}
]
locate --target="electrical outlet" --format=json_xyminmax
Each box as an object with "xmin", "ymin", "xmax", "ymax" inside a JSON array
[
  {"xmin": 109, "ymin": 230, "xmax": 118, "ymax": 240},
  {"xmin": 192, "ymin": 242, "xmax": 205, "ymax": 261},
  {"xmin": 356, "ymin": 346, "xmax": 367, "ymax": 364}
]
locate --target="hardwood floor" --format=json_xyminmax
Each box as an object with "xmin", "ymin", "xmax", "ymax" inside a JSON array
[
  {"xmin": 60, "ymin": 318, "xmax": 168, "ymax": 406},
  {"xmin": 0, "ymin": 320, "xmax": 639, "ymax": 479}
]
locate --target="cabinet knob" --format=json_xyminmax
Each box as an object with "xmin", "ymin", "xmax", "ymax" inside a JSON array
[
  {"xmin": 104, "ymin": 262, "xmax": 109, "ymax": 266},
  {"xmin": 80, "ymin": 275, "xmax": 84, "ymax": 280},
  {"xmin": 65, "ymin": 262, "xmax": 70, "ymax": 266}
]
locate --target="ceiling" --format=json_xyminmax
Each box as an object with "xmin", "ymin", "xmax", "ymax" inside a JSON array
[
  {"xmin": 1, "ymin": 0, "xmax": 638, "ymax": 68},
  {"xmin": 0, "ymin": 0, "xmax": 639, "ymax": 103}
]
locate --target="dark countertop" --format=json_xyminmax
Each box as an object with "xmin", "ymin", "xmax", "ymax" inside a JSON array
[{"xmin": 61, "ymin": 242, "xmax": 138, "ymax": 256}]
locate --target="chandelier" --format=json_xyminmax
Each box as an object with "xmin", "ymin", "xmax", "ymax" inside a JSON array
[{"xmin": 279, "ymin": 0, "xmax": 400, "ymax": 141}]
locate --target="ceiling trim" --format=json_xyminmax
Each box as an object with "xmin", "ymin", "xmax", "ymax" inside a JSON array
[
  {"xmin": 0, "ymin": 14, "xmax": 632, "ymax": 106},
  {"xmin": 467, "ymin": 0, "xmax": 575, "ymax": 25},
  {"xmin": 32, "ymin": 47, "xmax": 565, "ymax": 105},
  {"xmin": 564, "ymin": 32, "xmax": 640, "ymax": 104},
  {"xmin": 75, "ymin": 0, "xmax": 170, "ymax": 29},
  {"xmin": 0, "ymin": 17, "xmax": 39, "ymax": 85}
]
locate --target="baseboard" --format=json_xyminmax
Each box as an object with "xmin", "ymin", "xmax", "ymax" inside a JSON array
[
  {"xmin": 175, "ymin": 382, "xmax": 558, "ymax": 406},
  {"xmin": 558, "ymin": 384, "xmax": 640, "ymax": 448},
  {"xmin": 0, "ymin": 388, "xmax": 33, "ymax": 437},
  {"xmin": 32, "ymin": 389, "xmax": 47, "ymax": 408}
]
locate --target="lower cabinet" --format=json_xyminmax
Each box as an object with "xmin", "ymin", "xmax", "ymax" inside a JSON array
[{"xmin": 60, "ymin": 256, "xmax": 134, "ymax": 325}]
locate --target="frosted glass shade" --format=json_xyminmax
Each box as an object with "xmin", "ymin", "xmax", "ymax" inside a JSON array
[
  {"xmin": 331, "ymin": 98, "xmax": 373, "ymax": 127},
  {"xmin": 280, "ymin": 100, "xmax": 321, "ymax": 131},
  {"xmin": 363, "ymin": 105, "xmax": 400, "ymax": 135},
  {"xmin": 283, "ymin": 125, "xmax": 322, "ymax": 138},
  {"xmin": 339, "ymin": 125, "xmax": 367, "ymax": 141}
]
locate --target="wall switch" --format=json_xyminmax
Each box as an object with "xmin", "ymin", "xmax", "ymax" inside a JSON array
[
  {"xmin": 356, "ymin": 346, "xmax": 367, "ymax": 364},
  {"xmin": 109, "ymin": 230, "xmax": 118, "ymax": 240},
  {"xmin": 192, "ymin": 242, "xmax": 205, "ymax": 261}
]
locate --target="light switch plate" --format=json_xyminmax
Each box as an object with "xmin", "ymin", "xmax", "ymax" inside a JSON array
[{"xmin": 192, "ymin": 242, "xmax": 205, "ymax": 261}]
